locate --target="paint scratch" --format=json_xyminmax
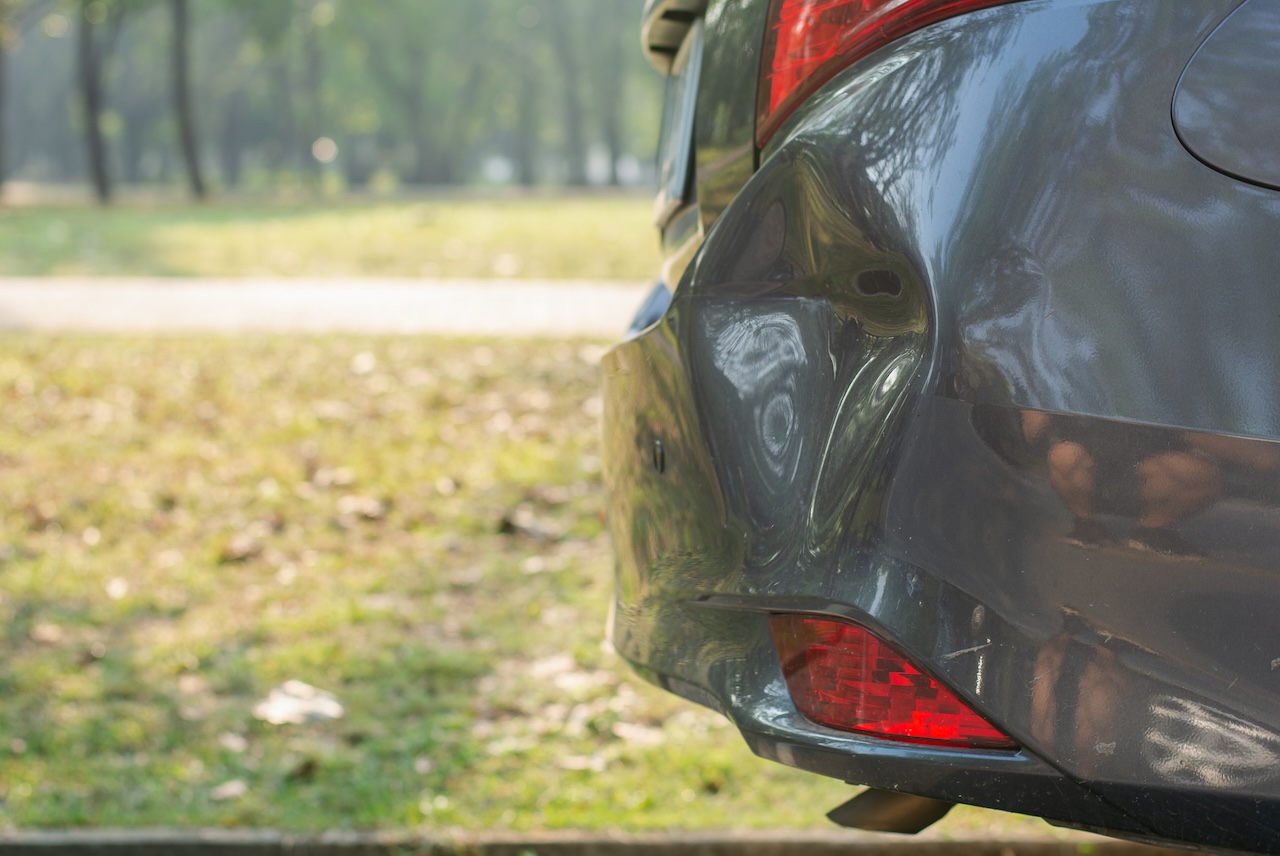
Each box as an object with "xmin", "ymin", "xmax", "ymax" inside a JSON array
[{"xmin": 943, "ymin": 642, "xmax": 992, "ymax": 661}]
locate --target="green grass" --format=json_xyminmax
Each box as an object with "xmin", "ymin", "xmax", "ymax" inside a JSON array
[
  {"xmin": 0, "ymin": 334, "xmax": 1064, "ymax": 837},
  {"xmin": 0, "ymin": 197, "xmax": 657, "ymax": 280}
]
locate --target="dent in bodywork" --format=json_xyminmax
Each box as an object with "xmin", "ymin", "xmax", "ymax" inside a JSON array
[
  {"xmin": 604, "ymin": 134, "xmax": 931, "ymax": 671},
  {"xmin": 681, "ymin": 142, "xmax": 930, "ymax": 583}
]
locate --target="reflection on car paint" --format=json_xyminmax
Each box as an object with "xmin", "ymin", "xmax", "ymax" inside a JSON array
[
  {"xmin": 1145, "ymin": 696, "xmax": 1280, "ymax": 789},
  {"xmin": 706, "ymin": 308, "xmax": 809, "ymax": 483},
  {"xmin": 973, "ymin": 405, "xmax": 1280, "ymax": 562}
]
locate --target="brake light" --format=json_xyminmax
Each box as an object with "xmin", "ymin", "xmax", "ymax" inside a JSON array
[
  {"xmin": 756, "ymin": 0, "xmax": 1017, "ymax": 147},
  {"xmin": 770, "ymin": 614, "xmax": 1017, "ymax": 749}
]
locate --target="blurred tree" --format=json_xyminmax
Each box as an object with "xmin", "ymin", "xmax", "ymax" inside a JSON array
[
  {"xmin": 339, "ymin": 0, "xmax": 492, "ymax": 185},
  {"xmin": 76, "ymin": 0, "xmax": 139, "ymax": 203},
  {"xmin": 548, "ymin": 0, "xmax": 586, "ymax": 186},
  {"xmin": 2, "ymin": 0, "xmax": 661, "ymax": 194},
  {"xmin": 113, "ymin": 7, "xmax": 167, "ymax": 184},
  {"xmin": 202, "ymin": 9, "xmax": 250, "ymax": 187},
  {"xmin": 170, "ymin": 0, "xmax": 204, "ymax": 197},
  {"xmin": 302, "ymin": 2, "xmax": 320, "ymax": 180},
  {"xmin": 0, "ymin": 0, "xmax": 17, "ymax": 185},
  {"xmin": 0, "ymin": 0, "xmax": 55, "ymax": 187},
  {"xmin": 511, "ymin": 3, "xmax": 542, "ymax": 186},
  {"xmin": 78, "ymin": 0, "xmax": 112, "ymax": 201},
  {"xmin": 219, "ymin": 0, "xmax": 293, "ymax": 182},
  {"xmin": 585, "ymin": 1, "xmax": 629, "ymax": 185}
]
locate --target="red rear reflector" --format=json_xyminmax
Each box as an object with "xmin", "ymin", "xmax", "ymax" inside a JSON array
[
  {"xmin": 770, "ymin": 614, "xmax": 1017, "ymax": 749},
  {"xmin": 756, "ymin": 0, "xmax": 1017, "ymax": 147}
]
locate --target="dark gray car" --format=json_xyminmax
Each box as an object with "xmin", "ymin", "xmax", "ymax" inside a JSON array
[{"xmin": 603, "ymin": 0, "xmax": 1280, "ymax": 851}]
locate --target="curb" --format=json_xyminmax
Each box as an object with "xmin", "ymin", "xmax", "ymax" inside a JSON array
[{"xmin": 0, "ymin": 830, "xmax": 1192, "ymax": 856}]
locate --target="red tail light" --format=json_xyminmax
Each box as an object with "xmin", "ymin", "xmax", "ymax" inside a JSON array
[
  {"xmin": 770, "ymin": 614, "xmax": 1017, "ymax": 749},
  {"xmin": 757, "ymin": 0, "xmax": 1018, "ymax": 147}
]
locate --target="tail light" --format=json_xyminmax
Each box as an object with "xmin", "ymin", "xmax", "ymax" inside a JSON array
[
  {"xmin": 757, "ymin": 0, "xmax": 1018, "ymax": 147},
  {"xmin": 770, "ymin": 614, "xmax": 1017, "ymax": 749}
]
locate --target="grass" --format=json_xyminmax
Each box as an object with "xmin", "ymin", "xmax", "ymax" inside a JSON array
[
  {"xmin": 0, "ymin": 197, "xmax": 658, "ymax": 280},
  {"xmin": 0, "ymin": 334, "xmax": 1064, "ymax": 837}
]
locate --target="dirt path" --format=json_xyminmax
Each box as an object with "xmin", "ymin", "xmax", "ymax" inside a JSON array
[{"xmin": 0, "ymin": 278, "xmax": 651, "ymax": 336}]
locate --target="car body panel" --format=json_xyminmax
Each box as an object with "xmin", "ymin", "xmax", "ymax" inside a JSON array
[
  {"xmin": 690, "ymin": 0, "xmax": 768, "ymax": 232},
  {"xmin": 607, "ymin": 0, "xmax": 1280, "ymax": 850},
  {"xmin": 1174, "ymin": 0, "xmax": 1280, "ymax": 190}
]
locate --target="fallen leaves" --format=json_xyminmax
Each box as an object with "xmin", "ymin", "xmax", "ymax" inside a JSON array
[
  {"xmin": 497, "ymin": 504, "xmax": 561, "ymax": 541},
  {"xmin": 0, "ymin": 334, "xmax": 628, "ymax": 828},
  {"xmin": 29, "ymin": 622, "xmax": 64, "ymax": 644},
  {"xmin": 252, "ymin": 680, "xmax": 345, "ymax": 726},
  {"xmin": 336, "ymin": 494, "xmax": 386, "ymax": 521},
  {"xmin": 210, "ymin": 778, "xmax": 249, "ymax": 801},
  {"xmin": 220, "ymin": 521, "xmax": 272, "ymax": 563}
]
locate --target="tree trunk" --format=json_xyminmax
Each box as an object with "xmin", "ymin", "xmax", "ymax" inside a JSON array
[
  {"xmin": 408, "ymin": 99, "xmax": 430, "ymax": 184},
  {"xmin": 589, "ymin": 3, "xmax": 625, "ymax": 186},
  {"xmin": 363, "ymin": 30, "xmax": 433, "ymax": 186},
  {"xmin": 0, "ymin": 30, "xmax": 8, "ymax": 187},
  {"xmin": 598, "ymin": 61, "xmax": 622, "ymax": 186},
  {"xmin": 442, "ymin": 60, "xmax": 484, "ymax": 184},
  {"xmin": 341, "ymin": 134, "xmax": 372, "ymax": 189},
  {"xmin": 514, "ymin": 55, "xmax": 537, "ymax": 186},
  {"xmin": 0, "ymin": 0, "xmax": 30, "ymax": 186},
  {"xmin": 604, "ymin": 54, "xmax": 625, "ymax": 184},
  {"xmin": 270, "ymin": 61, "xmax": 295, "ymax": 172},
  {"xmin": 549, "ymin": 0, "xmax": 586, "ymax": 186},
  {"xmin": 303, "ymin": 15, "xmax": 322, "ymax": 182},
  {"xmin": 171, "ymin": 0, "xmax": 205, "ymax": 199},
  {"xmin": 121, "ymin": 108, "xmax": 144, "ymax": 183},
  {"xmin": 219, "ymin": 89, "xmax": 245, "ymax": 190},
  {"xmin": 77, "ymin": 0, "xmax": 111, "ymax": 204},
  {"xmin": 402, "ymin": 48, "xmax": 429, "ymax": 185}
]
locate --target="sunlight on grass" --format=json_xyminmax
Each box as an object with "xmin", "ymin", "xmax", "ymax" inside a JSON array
[
  {"xmin": 0, "ymin": 198, "xmax": 657, "ymax": 280},
  {"xmin": 0, "ymin": 334, "xmax": 1063, "ymax": 837}
]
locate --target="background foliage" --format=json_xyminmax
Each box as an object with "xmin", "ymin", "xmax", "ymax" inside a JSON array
[{"xmin": 0, "ymin": 0, "xmax": 663, "ymax": 201}]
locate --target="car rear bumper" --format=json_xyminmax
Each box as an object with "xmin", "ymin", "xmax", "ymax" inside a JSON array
[{"xmin": 605, "ymin": 0, "xmax": 1280, "ymax": 851}]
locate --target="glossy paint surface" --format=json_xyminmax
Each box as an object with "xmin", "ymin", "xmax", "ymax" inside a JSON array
[
  {"xmin": 688, "ymin": 0, "xmax": 768, "ymax": 232},
  {"xmin": 605, "ymin": 0, "xmax": 1280, "ymax": 851},
  {"xmin": 1174, "ymin": 0, "xmax": 1280, "ymax": 190}
]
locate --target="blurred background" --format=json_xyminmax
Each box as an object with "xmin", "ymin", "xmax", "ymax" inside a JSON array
[
  {"xmin": 1, "ymin": 0, "xmax": 660, "ymax": 200},
  {"xmin": 0, "ymin": 0, "xmax": 664, "ymax": 280}
]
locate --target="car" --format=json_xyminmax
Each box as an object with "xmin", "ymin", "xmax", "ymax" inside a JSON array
[{"xmin": 602, "ymin": 0, "xmax": 1280, "ymax": 852}]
